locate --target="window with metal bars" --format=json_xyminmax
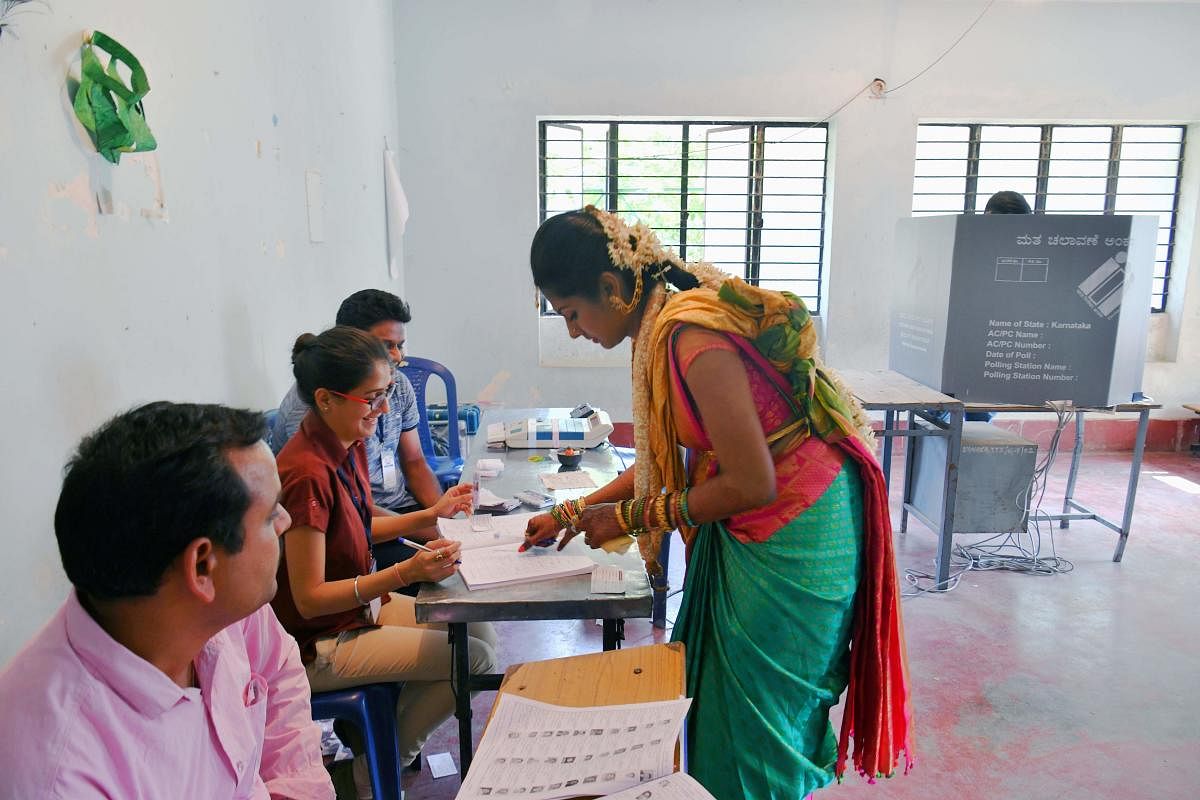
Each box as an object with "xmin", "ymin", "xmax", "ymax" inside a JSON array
[
  {"xmin": 912, "ymin": 123, "xmax": 1186, "ymax": 312},
  {"xmin": 538, "ymin": 120, "xmax": 829, "ymax": 314}
]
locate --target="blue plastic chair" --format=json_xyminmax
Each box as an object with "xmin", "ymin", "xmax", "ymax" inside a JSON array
[
  {"xmin": 398, "ymin": 357, "xmax": 464, "ymax": 490},
  {"xmin": 263, "ymin": 408, "xmax": 280, "ymax": 432},
  {"xmin": 262, "ymin": 409, "xmax": 283, "ymax": 454},
  {"xmin": 311, "ymin": 683, "xmax": 404, "ymax": 800}
]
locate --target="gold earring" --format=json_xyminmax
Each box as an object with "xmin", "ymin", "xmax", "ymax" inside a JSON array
[{"xmin": 608, "ymin": 271, "xmax": 643, "ymax": 316}]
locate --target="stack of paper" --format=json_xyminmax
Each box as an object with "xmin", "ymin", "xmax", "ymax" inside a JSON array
[
  {"xmin": 476, "ymin": 458, "xmax": 505, "ymax": 477},
  {"xmin": 454, "ymin": 694, "xmax": 692, "ymax": 800},
  {"xmin": 437, "ymin": 512, "xmax": 536, "ymax": 550},
  {"xmin": 475, "ymin": 487, "xmax": 520, "ymax": 514},
  {"xmin": 457, "ymin": 543, "xmax": 595, "ymax": 591}
]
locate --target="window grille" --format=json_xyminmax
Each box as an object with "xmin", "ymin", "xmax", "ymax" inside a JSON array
[
  {"xmin": 539, "ymin": 120, "xmax": 830, "ymax": 313},
  {"xmin": 912, "ymin": 123, "xmax": 1186, "ymax": 312}
]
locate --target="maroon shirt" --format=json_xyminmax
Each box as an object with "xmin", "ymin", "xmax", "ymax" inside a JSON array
[{"xmin": 272, "ymin": 410, "xmax": 389, "ymax": 663}]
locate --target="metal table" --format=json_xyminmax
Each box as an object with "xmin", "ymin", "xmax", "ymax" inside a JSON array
[
  {"xmin": 963, "ymin": 398, "xmax": 1161, "ymax": 562},
  {"xmin": 838, "ymin": 369, "xmax": 964, "ymax": 589},
  {"xmin": 414, "ymin": 408, "xmax": 653, "ymax": 774},
  {"xmin": 841, "ymin": 369, "xmax": 1159, "ymax": 586}
]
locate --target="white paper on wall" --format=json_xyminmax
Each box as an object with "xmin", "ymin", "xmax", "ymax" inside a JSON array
[{"xmin": 384, "ymin": 146, "xmax": 410, "ymax": 282}]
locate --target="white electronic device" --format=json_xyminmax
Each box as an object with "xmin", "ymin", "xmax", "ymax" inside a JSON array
[
  {"xmin": 515, "ymin": 490, "xmax": 555, "ymax": 509},
  {"xmin": 499, "ymin": 408, "xmax": 614, "ymax": 449}
]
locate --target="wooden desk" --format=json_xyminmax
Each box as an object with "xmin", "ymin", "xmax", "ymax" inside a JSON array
[
  {"xmin": 839, "ymin": 368, "xmax": 964, "ymax": 588},
  {"xmin": 486, "ymin": 644, "xmax": 687, "ymax": 780},
  {"xmin": 494, "ymin": 643, "xmax": 685, "ymax": 714},
  {"xmin": 416, "ymin": 409, "xmax": 654, "ymax": 773}
]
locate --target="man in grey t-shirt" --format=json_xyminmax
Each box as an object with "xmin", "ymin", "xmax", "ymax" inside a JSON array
[{"xmin": 269, "ymin": 290, "xmax": 444, "ymax": 579}]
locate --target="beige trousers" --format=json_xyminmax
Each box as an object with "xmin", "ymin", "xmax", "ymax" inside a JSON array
[{"xmin": 306, "ymin": 593, "xmax": 498, "ymax": 763}]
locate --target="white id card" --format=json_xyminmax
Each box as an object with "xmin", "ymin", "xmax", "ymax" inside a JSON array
[
  {"xmin": 380, "ymin": 449, "xmax": 398, "ymax": 492},
  {"xmin": 366, "ymin": 558, "xmax": 382, "ymax": 624}
]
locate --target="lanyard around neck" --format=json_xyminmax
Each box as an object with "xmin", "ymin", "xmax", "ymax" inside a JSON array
[{"xmin": 336, "ymin": 456, "xmax": 373, "ymax": 555}]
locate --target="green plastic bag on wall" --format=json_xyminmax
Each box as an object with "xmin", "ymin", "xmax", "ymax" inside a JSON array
[{"xmin": 72, "ymin": 31, "xmax": 156, "ymax": 164}]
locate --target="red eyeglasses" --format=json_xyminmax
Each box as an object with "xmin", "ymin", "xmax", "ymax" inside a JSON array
[{"xmin": 328, "ymin": 384, "xmax": 392, "ymax": 412}]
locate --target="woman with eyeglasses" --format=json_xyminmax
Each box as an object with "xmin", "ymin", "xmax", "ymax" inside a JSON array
[{"xmin": 271, "ymin": 325, "xmax": 498, "ymax": 774}]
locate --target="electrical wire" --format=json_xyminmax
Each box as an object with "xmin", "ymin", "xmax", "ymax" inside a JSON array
[
  {"xmin": 594, "ymin": 0, "xmax": 1001, "ymax": 164},
  {"xmin": 902, "ymin": 401, "xmax": 1076, "ymax": 597},
  {"xmin": 885, "ymin": 0, "xmax": 998, "ymax": 96},
  {"xmin": 541, "ymin": 2, "xmax": 997, "ymax": 172}
]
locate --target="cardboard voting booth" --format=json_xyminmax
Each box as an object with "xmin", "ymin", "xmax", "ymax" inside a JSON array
[{"xmin": 890, "ymin": 214, "xmax": 1156, "ymax": 406}]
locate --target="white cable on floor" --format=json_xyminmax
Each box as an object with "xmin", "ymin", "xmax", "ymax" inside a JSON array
[{"xmin": 902, "ymin": 401, "xmax": 1076, "ymax": 597}]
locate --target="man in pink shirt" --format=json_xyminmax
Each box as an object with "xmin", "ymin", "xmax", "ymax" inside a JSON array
[{"xmin": 0, "ymin": 402, "xmax": 335, "ymax": 799}]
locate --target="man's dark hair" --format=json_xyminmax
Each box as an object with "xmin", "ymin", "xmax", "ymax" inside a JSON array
[
  {"xmin": 54, "ymin": 402, "xmax": 267, "ymax": 600},
  {"xmin": 335, "ymin": 289, "xmax": 411, "ymax": 329},
  {"xmin": 984, "ymin": 190, "xmax": 1033, "ymax": 215}
]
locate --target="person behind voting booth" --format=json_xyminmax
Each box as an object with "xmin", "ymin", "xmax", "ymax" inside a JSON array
[
  {"xmin": 984, "ymin": 189, "xmax": 1033, "ymax": 215},
  {"xmin": 271, "ymin": 289, "xmax": 445, "ymax": 580},
  {"xmin": 522, "ymin": 208, "xmax": 914, "ymax": 799},
  {"xmin": 272, "ymin": 325, "xmax": 498, "ymax": 771},
  {"xmin": 0, "ymin": 402, "xmax": 334, "ymax": 799}
]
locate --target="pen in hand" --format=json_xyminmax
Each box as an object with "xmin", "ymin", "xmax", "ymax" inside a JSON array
[
  {"xmin": 399, "ymin": 537, "xmax": 462, "ymax": 565},
  {"xmin": 518, "ymin": 528, "xmax": 563, "ymax": 553}
]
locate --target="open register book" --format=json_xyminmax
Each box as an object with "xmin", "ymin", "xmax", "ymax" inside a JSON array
[{"xmin": 457, "ymin": 543, "xmax": 595, "ymax": 591}]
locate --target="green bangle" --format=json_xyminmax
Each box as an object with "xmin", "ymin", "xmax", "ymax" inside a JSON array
[{"xmin": 679, "ymin": 487, "xmax": 698, "ymax": 528}]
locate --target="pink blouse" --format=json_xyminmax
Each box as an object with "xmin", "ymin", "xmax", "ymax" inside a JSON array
[{"xmin": 667, "ymin": 324, "xmax": 847, "ymax": 544}]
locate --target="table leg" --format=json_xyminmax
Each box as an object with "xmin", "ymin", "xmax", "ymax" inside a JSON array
[
  {"xmin": 882, "ymin": 409, "xmax": 895, "ymax": 493},
  {"xmin": 450, "ymin": 622, "xmax": 474, "ymax": 775},
  {"xmin": 900, "ymin": 411, "xmax": 916, "ymax": 533},
  {"xmin": 651, "ymin": 532, "xmax": 672, "ymax": 629},
  {"xmin": 1061, "ymin": 412, "xmax": 1086, "ymax": 528},
  {"xmin": 1113, "ymin": 409, "xmax": 1150, "ymax": 562},
  {"xmin": 935, "ymin": 406, "xmax": 963, "ymax": 588},
  {"xmin": 602, "ymin": 619, "xmax": 625, "ymax": 651}
]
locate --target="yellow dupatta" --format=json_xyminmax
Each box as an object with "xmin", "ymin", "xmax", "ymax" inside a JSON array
[{"xmin": 630, "ymin": 276, "xmax": 872, "ymax": 577}]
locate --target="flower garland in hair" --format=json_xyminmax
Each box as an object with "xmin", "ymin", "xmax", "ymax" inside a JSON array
[
  {"xmin": 583, "ymin": 206, "xmax": 730, "ymax": 520},
  {"xmin": 585, "ymin": 205, "xmax": 686, "ymax": 277}
]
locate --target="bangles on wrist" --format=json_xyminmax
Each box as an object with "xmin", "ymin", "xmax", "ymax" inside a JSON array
[
  {"xmin": 549, "ymin": 498, "xmax": 587, "ymax": 532},
  {"xmin": 392, "ymin": 562, "xmax": 409, "ymax": 588},
  {"xmin": 614, "ymin": 488, "xmax": 698, "ymax": 538},
  {"xmin": 678, "ymin": 487, "xmax": 698, "ymax": 528}
]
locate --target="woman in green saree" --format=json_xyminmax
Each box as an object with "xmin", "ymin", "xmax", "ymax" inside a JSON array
[{"xmin": 523, "ymin": 207, "xmax": 914, "ymax": 799}]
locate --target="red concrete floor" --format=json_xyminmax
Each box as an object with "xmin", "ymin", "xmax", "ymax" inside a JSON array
[{"xmin": 399, "ymin": 451, "xmax": 1200, "ymax": 800}]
